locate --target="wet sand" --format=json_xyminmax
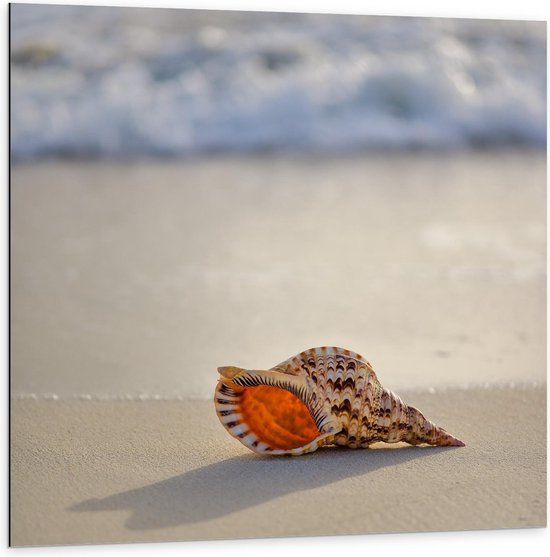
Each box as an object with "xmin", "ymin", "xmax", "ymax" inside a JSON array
[
  {"xmin": 10, "ymin": 386, "xmax": 546, "ymax": 546},
  {"xmin": 10, "ymin": 152, "xmax": 546, "ymax": 397}
]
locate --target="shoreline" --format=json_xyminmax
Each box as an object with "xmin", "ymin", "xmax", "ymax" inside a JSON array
[
  {"xmin": 9, "ymin": 146, "xmax": 547, "ymax": 167},
  {"xmin": 9, "ymin": 379, "xmax": 548, "ymax": 401}
]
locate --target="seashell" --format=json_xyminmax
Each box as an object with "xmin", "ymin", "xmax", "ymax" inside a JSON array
[{"xmin": 214, "ymin": 346, "xmax": 465, "ymax": 456}]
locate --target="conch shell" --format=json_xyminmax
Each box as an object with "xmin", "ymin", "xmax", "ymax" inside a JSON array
[{"xmin": 215, "ymin": 346, "xmax": 464, "ymax": 456}]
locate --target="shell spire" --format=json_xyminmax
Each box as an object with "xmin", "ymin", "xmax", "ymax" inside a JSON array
[
  {"xmin": 215, "ymin": 347, "xmax": 465, "ymax": 456},
  {"xmin": 373, "ymin": 387, "xmax": 465, "ymax": 447}
]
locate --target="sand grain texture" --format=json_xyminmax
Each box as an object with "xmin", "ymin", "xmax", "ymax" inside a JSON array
[{"xmin": 11, "ymin": 387, "xmax": 546, "ymax": 546}]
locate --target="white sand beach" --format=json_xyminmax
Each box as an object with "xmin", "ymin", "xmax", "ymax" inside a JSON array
[
  {"xmin": 10, "ymin": 387, "xmax": 546, "ymax": 546},
  {"xmin": 10, "ymin": 152, "xmax": 546, "ymax": 546}
]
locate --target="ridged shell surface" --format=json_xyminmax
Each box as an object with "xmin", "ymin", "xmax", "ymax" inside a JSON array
[{"xmin": 215, "ymin": 346, "xmax": 464, "ymax": 456}]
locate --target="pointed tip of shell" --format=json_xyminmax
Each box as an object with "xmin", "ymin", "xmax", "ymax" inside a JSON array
[
  {"xmin": 438, "ymin": 432, "xmax": 465, "ymax": 447},
  {"xmin": 450, "ymin": 438, "xmax": 466, "ymax": 447}
]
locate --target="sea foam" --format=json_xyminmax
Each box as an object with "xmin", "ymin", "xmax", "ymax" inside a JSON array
[{"xmin": 10, "ymin": 5, "xmax": 547, "ymax": 158}]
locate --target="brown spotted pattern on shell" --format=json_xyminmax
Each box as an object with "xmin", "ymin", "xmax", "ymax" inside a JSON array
[{"xmin": 215, "ymin": 346, "xmax": 465, "ymax": 456}]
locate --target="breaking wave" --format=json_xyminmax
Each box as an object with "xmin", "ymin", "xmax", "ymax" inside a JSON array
[{"xmin": 10, "ymin": 5, "xmax": 547, "ymax": 158}]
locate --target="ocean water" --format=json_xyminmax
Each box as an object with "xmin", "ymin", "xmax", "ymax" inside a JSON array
[{"xmin": 10, "ymin": 5, "xmax": 547, "ymax": 158}]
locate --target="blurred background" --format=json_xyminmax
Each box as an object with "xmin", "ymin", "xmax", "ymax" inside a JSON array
[
  {"xmin": 11, "ymin": 5, "xmax": 546, "ymax": 158},
  {"xmin": 10, "ymin": 4, "xmax": 546, "ymax": 398}
]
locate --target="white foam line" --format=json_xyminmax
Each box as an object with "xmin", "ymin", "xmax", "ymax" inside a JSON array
[
  {"xmin": 397, "ymin": 380, "xmax": 545, "ymax": 395},
  {"xmin": 10, "ymin": 381, "xmax": 545, "ymax": 401},
  {"xmin": 11, "ymin": 393, "xmax": 213, "ymax": 401}
]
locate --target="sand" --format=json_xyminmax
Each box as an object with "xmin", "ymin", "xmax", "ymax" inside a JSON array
[
  {"xmin": 10, "ymin": 386, "xmax": 546, "ymax": 546},
  {"xmin": 10, "ymin": 151, "xmax": 547, "ymax": 546}
]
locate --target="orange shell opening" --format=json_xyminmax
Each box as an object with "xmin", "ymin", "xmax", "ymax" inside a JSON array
[{"xmin": 238, "ymin": 384, "xmax": 320, "ymax": 450}]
